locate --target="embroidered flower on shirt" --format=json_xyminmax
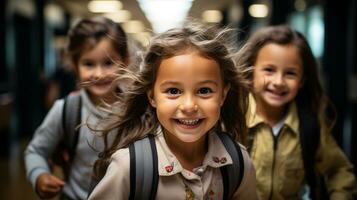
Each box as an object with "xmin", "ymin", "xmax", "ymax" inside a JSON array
[
  {"xmin": 220, "ymin": 157, "xmax": 227, "ymax": 164},
  {"xmin": 212, "ymin": 156, "xmax": 220, "ymax": 163},
  {"xmin": 165, "ymin": 165, "xmax": 173, "ymax": 173}
]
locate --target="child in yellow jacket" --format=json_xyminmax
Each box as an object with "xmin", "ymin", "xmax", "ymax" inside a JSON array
[{"xmin": 238, "ymin": 25, "xmax": 357, "ymax": 200}]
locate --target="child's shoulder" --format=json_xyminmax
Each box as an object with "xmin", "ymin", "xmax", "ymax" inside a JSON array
[
  {"xmin": 237, "ymin": 143, "xmax": 251, "ymax": 164},
  {"xmin": 106, "ymin": 148, "xmax": 131, "ymax": 173},
  {"xmin": 43, "ymin": 98, "xmax": 65, "ymax": 122},
  {"xmin": 237, "ymin": 143, "xmax": 248, "ymax": 153},
  {"xmin": 111, "ymin": 148, "xmax": 130, "ymax": 162}
]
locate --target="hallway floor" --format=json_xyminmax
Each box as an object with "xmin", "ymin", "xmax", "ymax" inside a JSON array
[{"xmin": 0, "ymin": 139, "xmax": 39, "ymax": 200}]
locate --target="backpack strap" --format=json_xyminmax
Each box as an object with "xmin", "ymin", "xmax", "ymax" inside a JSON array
[
  {"xmin": 217, "ymin": 132, "xmax": 244, "ymax": 200},
  {"xmin": 247, "ymin": 127, "xmax": 257, "ymax": 154},
  {"xmin": 129, "ymin": 135, "xmax": 158, "ymax": 200},
  {"xmin": 128, "ymin": 133, "xmax": 243, "ymax": 200},
  {"xmin": 61, "ymin": 92, "xmax": 82, "ymax": 179},
  {"xmin": 298, "ymin": 110, "xmax": 320, "ymax": 200}
]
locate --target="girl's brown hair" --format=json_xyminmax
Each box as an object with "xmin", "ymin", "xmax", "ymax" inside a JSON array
[
  {"xmin": 93, "ymin": 21, "xmax": 249, "ymax": 179},
  {"xmin": 237, "ymin": 25, "xmax": 335, "ymax": 129},
  {"xmin": 66, "ymin": 16, "xmax": 129, "ymax": 71}
]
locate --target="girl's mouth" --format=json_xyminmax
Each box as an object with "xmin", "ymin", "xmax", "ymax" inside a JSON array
[
  {"xmin": 174, "ymin": 119, "xmax": 203, "ymax": 127},
  {"xmin": 266, "ymin": 89, "xmax": 287, "ymax": 97},
  {"xmin": 95, "ymin": 81, "xmax": 111, "ymax": 86}
]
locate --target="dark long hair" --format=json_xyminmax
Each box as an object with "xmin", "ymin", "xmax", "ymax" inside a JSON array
[{"xmin": 237, "ymin": 25, "xmax": 335, "ymax": 130}]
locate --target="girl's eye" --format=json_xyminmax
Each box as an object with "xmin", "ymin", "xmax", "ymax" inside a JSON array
[
  {"xmin": 103, "ymin": 60, "xmax": 114, "ymax": 67},
  {"xmin": 166, "ymin": 88, "xmax": 181, "ymax": 96},
  {"xmin": 197, "ymin": 87, "xmax": 213, "ymax": 95},
  {"xmin": 286, "ymin": 71, "xmax": 297, "ymax": 77},
  {"xmin": 83, "ymin": 62, "xmax": 95, "ymax": 68},
  {"xmin": 263, "ymin": 67, "xmax": 274, "ymax": 73}
]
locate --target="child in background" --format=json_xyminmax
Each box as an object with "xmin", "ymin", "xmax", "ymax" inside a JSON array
[
  {"xmin": 24, "ymin": 16, "xmax": 129, "ymax": 200},
  {"xmin": 88, "ymin": 22, "xmax": 257, "ymax": 199},
  {"xmin": 238, "ymin": 25, "xmax": 357, "ymax": 199}
]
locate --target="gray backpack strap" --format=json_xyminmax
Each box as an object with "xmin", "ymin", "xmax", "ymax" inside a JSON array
[
  {"xmin": 217, "ymin": 132, "xmax": 244, "ymax": 200},
  {"xmin": 129, "ymin": 135, "xmax": 158, "ymax": 200},
  {"xmin": 62, "ymin": 92, "xmax": 82, "ymax": 155},
  {"xmin": 55, "ymin": 92, "xmax": 81, "ymax": 180}
]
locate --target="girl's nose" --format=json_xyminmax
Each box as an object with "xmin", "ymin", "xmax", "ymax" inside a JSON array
[
  {"xmin": 272, "ymin": 73, "xmax": 285, "ymax": 86},
  {"xmin": 92, "ymin": 66, "xmax": 104, "ymax": 79},
  {"xmin": 179, "ymin": 95, "xmax": 198, "ymax": 113}
]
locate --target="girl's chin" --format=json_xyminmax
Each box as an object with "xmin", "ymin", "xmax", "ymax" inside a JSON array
[
  {"xmin": 176, "ymin": 136, "xmax": 201, "ymax": 143},
  {"xmin": 89, "ymin": 86, "xmax": 112, "ymax": 95},
  {"xmin": 263, "ymin": 100, "xmax": 291, "ymax": 111},
  {"xmin": 171, "ymin": 131, "xmax": 206, "ymax": 143},
  {"xmin": 86, "ymin": 89, "xmax": 112, "ymax": 100}
]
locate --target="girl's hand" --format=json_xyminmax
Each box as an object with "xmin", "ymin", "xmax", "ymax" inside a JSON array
[{"xmin": 35, "ymin": 173, "xmax": 65, "ymax": 199}]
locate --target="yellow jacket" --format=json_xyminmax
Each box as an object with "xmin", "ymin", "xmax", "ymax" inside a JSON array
[{"xmin": 247, "ymin": 97, "xmax": 357, "ymax": 200}]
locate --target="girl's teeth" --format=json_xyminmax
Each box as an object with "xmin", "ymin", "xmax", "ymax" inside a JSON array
[{"xmin": 178, "ymin": 119, "xmax": 199, "ymax": 125}]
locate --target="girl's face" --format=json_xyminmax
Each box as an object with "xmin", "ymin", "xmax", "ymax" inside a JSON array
[
  {"xmin": 78, "ymin": 39, "xmax": 123, "ymax": 103},
  {"xmin": 252, "ymin": 43, "xmax": 304, "ymax": 112},
  {"xmin": 148, "ymin": 52, "xmax": 229, "ymax": 144}
]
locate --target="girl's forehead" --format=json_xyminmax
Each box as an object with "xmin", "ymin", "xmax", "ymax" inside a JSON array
[
  {"xmin": 155, "ymin": 53, "xmax": 223, "ymax": 82},
  {"xmin": 260, "ymin": 42, "xmax": 300, "ymax": 54},
  {"xmin": 257, "ymin": 43, "xmax": 302, "ymax": 61},
  {"xmin": 81, "ymin": 39, "xmax": 118, "ymax": 56},
  {"xmin": 255, "ymin": 43, "xmax": 304, "ymax": 72}
]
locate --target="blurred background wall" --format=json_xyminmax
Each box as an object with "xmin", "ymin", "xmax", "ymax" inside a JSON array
[{"xmin": 0, "ymin": 0, "xmax": 356, "ymax": 199}]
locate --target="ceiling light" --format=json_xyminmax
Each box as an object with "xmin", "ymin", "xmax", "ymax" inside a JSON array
[
  {"xmin": 249, "ymin": 4, "xmax": 269, "ymax": 18},
  {"xmin": 137, "ymin": 0, "xmax": 193, "ymax": 33},
  {"xmin": 45, "ymin": 3, "xmax": 65, "ymax": 26},
  {"xmin": 202, "ymin": 10, "xmax": 222, "ymax": 23},
  {"xmin": 88, "ymin": 0, "xmax": 123, "ymax": 13}
]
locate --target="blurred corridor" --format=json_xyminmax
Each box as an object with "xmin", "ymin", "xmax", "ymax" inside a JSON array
[
  {"xmin": 1, "ymin": 0, "xmax": 357, "ymax": 199},
  {"xmin": 0, "ymin": 140, "xmax": 36, "ymax": 200}
]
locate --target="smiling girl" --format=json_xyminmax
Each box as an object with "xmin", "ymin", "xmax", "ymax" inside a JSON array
[
  {"xmin": 24, "ymin": 17, "xmax": 129, "ymax": 200},
  {"xmin": 89, "ymin": 22, "xmax": 257, "ymax": 200},
  {"xmin": 239, "ymin": 25, "xmax": 357, "ymax": 200}
]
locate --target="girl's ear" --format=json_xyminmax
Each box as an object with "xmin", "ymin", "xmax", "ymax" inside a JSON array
[
  {"xmin": 147, "ymin": 90, "xmax": 156, "ymax": 107},
  {"xmin": 221, "ymin": 84, "xmax": 231, "ymax": 106}
]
